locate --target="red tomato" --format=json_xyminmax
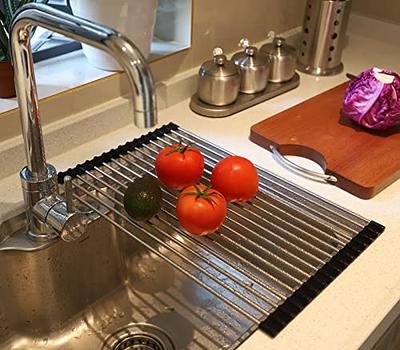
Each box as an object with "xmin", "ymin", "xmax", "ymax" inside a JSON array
[
  {"xmin": 176, "ymin": 184, "xmax": 227, "ymax": 236},
  {"xmin": 155, "ymin": 143, "xmax": 204, "ymax": 190},
  {"xmin": 211, "ymin": 156, "xmax": 259, "ymax": 202}
]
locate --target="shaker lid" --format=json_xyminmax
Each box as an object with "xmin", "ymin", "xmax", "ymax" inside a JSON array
[
  {"xmin": 261, "ymin": 35, "xmax": 297, "ymax": 57},
  {"xmin": 199, "ymin": 47, "xmax": 238, "ymax": 77},
  {"xmin": 233, "ymin": 38, "xmax": 270, "ymax": 68}
]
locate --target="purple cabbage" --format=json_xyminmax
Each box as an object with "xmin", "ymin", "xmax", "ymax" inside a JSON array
[{"xmin": 341, "ymin": 68, "xmax": 400, "ymax": 130}]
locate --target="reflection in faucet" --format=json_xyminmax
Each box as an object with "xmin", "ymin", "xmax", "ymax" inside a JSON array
[{"xmin": 10, "ymin": 3, "xmax": 157, "ymax": 241}]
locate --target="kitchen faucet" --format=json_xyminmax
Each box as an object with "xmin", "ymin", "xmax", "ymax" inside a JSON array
[{"xmin": 10, "ymin": 3, "xmax": 157, "ymax": 242}]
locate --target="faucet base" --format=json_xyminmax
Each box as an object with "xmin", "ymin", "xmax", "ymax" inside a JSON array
[{"xmin": 20, "ymin": 164, "xmax": 59, "ymax": 241}]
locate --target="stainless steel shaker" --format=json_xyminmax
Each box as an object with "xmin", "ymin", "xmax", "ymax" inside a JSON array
[
  {"xmin": 232, "ymin": 38, "xmax": 270, "ymax": 94},
  {"xmin": 198, "ymin": 48, "xmax": 240, "ymax": 106},
  {"xmin": 260, "ymin": 35, "xmax": 297, "ymax": 83},
  {"xmin": 297, "ymin": 0, "xmax": 352, "ymax": 76}
]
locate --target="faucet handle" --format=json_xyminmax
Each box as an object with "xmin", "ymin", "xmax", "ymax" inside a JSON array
[
  {"xmin": 32, "ymin": 177, "xmax": 88, "ymax": 243},
  {"xmin": 59, "ymin": 210, "xmax": 88, "ymax": 242}
]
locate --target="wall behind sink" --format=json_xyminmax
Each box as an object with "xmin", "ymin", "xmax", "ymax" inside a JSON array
[
  {"xmin": 150, "ymin": 0, "xmax": 307, "ymax": 81},
  {"xmin": 352, "ymin": 0, "xmax": 400, "ymax": 25},
  {"xmin": 0, "ymin": 0, "xmax": 307, "ymax": 143}
]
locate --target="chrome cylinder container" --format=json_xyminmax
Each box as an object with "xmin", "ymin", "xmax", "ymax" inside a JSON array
[
  {"xmin": 232, "ymin": 44, "xmax": 270, "ymax": 94},
  {"xmin": 260, "ymin": 37, "xmax": 297, "ymax": 83},
  {"xmin": 297, "ymin": 0, "xmax": 352, "ymax": 76},
  {"xmin": 198, "ymin": 48, "xmax": 240, "ymax": 106}
]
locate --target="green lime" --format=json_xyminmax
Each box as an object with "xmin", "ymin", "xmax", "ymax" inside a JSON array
[{"xmin": 123, "ymin": 174, "xmax": 162, "ymax": 221}]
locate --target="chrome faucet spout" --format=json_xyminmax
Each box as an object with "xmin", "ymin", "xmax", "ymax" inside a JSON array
[{"xmin": 10, "ymin": 3, "xmax": 157, "ymax": 240}]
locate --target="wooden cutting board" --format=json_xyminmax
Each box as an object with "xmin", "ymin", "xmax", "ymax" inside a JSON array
[{"xmin": 250, "ymin": 82, "xmax": 400, "ymax": 199}]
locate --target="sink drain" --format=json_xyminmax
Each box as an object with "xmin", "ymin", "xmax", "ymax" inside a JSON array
[
  {"xmin": 113, "ymin": 334, "xmax": 164, "ymax": 350},
  {"xmin": 103, "ymin": 323, "xmax": 175, "ymax": 350}
]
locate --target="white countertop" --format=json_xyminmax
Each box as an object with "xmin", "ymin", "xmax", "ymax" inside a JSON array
[{"xmin": 1, "ymin": 15, "xmax": 400, "ymax": 350}]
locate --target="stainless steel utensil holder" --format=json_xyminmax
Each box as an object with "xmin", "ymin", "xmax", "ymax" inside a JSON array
[{"xmin": 298, "ymin": 0, "xmax": 352, "ymax": 76}]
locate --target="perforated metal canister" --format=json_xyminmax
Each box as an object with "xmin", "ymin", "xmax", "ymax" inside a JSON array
[{"xmin": 297, "ymin": 0, "xmax": 352, "ymax": 76}]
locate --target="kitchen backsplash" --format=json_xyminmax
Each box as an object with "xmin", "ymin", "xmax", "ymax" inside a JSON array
[
  {"xmin": 352, "ymin": 0, "xmax": 400, "ymax": 25},
  {"xmin": 150, "ymin": 0, "xmax": 307, "ymax": 81}
]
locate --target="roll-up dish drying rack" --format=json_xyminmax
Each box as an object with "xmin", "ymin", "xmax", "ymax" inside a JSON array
[{"xmin": 58, "ymin": 123, "xmax": 384, "ymax": 339}]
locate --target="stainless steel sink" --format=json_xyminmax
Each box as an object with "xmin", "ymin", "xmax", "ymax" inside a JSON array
[
  {"xmin": 0, "ymin": 215, "xmax": 253, "ymax": 350},
  {"xmin": 0, "ymin": 124, "xmax": 383, "ymax": 349}
]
